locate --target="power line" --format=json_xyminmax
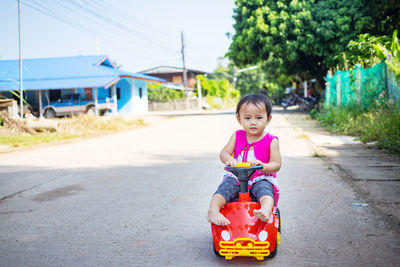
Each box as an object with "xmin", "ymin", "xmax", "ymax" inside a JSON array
[
  {"xmin": 64, "ymin": 0, "xmax": 180, "ymax": 54},
  {"xmin": 20, "ymin": 0, "xmax": 98, "ymax": 38},
  {"xmin": 86, "ymin": 0, "xmax": 169, "ymax": 38},
  {"xmin": 18, "ymin": 0, "xmax": 211, "ymax": 70}
]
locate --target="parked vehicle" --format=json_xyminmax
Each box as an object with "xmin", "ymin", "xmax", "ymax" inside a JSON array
[
  {"xmin": 303, "ymin": 91, "xmax": 321, "ymax": 111},
  {"xmin": 43, "ymin": 93, "xmax": 113, "ymax": 118},
  {"xmin": 281, "ymin": 93, "xmax": 302, "ymax": 110},
  {"xmin": 281, "ymin": 92, "xmax": 320, "ymax": 111}
]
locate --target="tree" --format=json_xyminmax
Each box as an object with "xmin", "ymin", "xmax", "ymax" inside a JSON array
[
  {"xmin": 147, "ymin": 83, "xmax": 184, "ymax": 102},
  {"xmin": 374, "ymin": 30, "xmax": 400, "ymax": 80},
  {"xmin": 210, "ymin": 60, "xmax": 291, "ymax": 103},
  {"xmin": 345, "ymin": 33, "xmax": 391, "ymax": 68},
  {"xmin": 227, "ymin": 0, "xmax": 400, "ymax": 84},
  {"xmin": 196, "ymin": 74, "xmax": 236, "ymax": 99}
]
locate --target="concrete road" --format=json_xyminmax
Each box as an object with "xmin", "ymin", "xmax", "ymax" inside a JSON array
[{"xmin": 0, "ymin": 111, "xmax": 399, "ymax": 266}]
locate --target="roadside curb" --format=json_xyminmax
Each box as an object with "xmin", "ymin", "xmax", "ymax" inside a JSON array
[{"xmin": 284, "ymin": 113, "xmax": 400, "ymax": 234}]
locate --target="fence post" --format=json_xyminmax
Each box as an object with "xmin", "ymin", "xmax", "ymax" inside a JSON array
[
  {"xmin": 325, "ymin": 71, "xmax": 332, "ymax": 108},
  {"xmin": 336, "ymin": 72, "xmax": 341, "ymax": 106},
  {"xmin": 384, "ymin": 61, "xmax": 389, "ymax": 98},
  {"xmin": 356, "ymin": 65, "xmax": 361, "ymax": 105},
  {"xmin": 303, "ymin": 80, "xmax": 308, "ymax": 97}
]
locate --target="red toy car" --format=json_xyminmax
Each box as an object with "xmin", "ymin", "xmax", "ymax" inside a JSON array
[{"xmin": 211, "ymin": 164, "xmax": 281, "ymax": 260}]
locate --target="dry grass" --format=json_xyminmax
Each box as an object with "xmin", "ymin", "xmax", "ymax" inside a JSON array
[
  {"xmin": 0, "ymin": 115, "xmax": 146, "ymax": 148},
  {"xmin": 57, "ymin": 115, "xmax": 146, "ymax": 135},
  {"xmin": 0, "ymin": 111, "xmax": 34, "ymax": 134}
]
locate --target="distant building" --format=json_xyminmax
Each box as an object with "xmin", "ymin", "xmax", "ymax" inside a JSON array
[
  {"xmin": 0, "ymin": 55, "xmax": 164, "ymax": 115},
  {"xmin": 139, "ymin": 66, "xmax": 207, "ymax": 90}
]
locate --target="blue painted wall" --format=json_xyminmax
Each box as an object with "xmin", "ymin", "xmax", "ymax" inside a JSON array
[{"xmin": 116, "ymin": 79, "xmax": 132, "ymax": 113}]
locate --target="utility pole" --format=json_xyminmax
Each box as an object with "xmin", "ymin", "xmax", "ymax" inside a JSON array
[
  {"xmin": 181, "ymin": 31, "xmax": 189, "ymax": 109},
  {"xmin": 18, "ymin": 0, "xmax": 24, "ymax": 118},
  {"xmin": 181, "ymin": 31, "xmax": 188, "ymax": 90}
]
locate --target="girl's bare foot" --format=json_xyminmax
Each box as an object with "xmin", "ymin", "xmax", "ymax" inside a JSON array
[
  {"xmin": 253, "ymin": 208, "xmax": 271, "ymax": 222},
  {"xmin": 208, "ymin": 210, "xmax": 231, "ymax": 226}
]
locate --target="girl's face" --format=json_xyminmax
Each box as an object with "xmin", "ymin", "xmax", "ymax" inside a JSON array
[{"xmin": 237, "ymin": 102, "xmax": 272, "ymax": 138}]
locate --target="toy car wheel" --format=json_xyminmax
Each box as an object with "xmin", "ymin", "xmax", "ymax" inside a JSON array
[
  {"xmin": 213, "ymin": 243, "xmax": 223, "ymax": 257},
  {"xmin": 44, "ymin": 108, "xmax": 56, "ymax": 118},
  {"xmin": 276, "ymin": 208, "xmax": 281, "ymax": 234},
  {"xmin": 267, "ymin": 208, "xmax": 281, "ymax": 259},
  {"xmin": 267, "ymin": 241, "xmax": 278, "ymax": 258}
]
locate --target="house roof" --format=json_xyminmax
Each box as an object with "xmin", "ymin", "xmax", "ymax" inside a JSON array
[
  {"xmin": 0, "ymin": 55, "xmax": 165, "ymax": 92},
  {"xmin": 139, "ymin": 65, "xmax": 207, "ymax": 75}
]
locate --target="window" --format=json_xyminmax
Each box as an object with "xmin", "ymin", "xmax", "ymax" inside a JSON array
[
  {"xmin": 139, "ymin": 88, "xmax": 143, "ymax": 98},
  {"xmin": 109, "ymin": 87, "xmax": 121, "ymax": 100},
  {"xmin": 117, "ymin": 87, "xmax": 121, "ymax": 100},
  {"xmin": 49, "ymin": 89, "xmax": 61, "ymax": 101}
]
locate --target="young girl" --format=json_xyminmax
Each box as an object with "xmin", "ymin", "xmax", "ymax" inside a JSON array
[{"xmin": 207, "ymin": 94, "xmax": 282, "ymax": 226}]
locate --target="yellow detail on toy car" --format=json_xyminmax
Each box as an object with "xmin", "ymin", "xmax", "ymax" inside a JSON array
[
  {"xmin": 219, "ymin": 238, "xmax": 270, "ymax": 260},
  {"xmin": 236, "ymin": 162, "xmax": 252, "ymax": 167},
  {"xmin": 277, "ymin": 232, "xmax": 281, "ymax": 246}
]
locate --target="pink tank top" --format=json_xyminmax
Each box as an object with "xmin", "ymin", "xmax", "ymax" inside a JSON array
[{"xmin": 233, "ymin": 130, "xmax": 280, "ymax": 206}]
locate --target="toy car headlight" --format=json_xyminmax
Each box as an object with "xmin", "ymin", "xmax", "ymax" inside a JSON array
[
  {"xmin": 221, "ymin": 230, "xmax": 230, "ymax": 241},
  {"xmin": 258, "ymin": 230, "xmax": 268, "ymax": 241}
]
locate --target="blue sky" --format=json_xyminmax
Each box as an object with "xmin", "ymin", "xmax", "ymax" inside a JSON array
[{"xmin": 0, "ymin": 0, "xmax": 235, "ymax": 73}]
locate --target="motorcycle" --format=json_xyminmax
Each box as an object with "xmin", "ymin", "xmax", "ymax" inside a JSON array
[
  {"xmin": 302, "ymin": 92, "xmax": 321, "ymax": 111},
  {"xmin": 281, "ymin": 92, "xmax": 320, "ymax": 111},
  {"xmin": 281, "ymin": 93, "xmax": 303, "ymax": 110}
]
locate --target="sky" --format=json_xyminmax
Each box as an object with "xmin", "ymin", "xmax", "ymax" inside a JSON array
[{"xmin": 0, "ymin": 0, "xmax": 236, "ymax": 73}]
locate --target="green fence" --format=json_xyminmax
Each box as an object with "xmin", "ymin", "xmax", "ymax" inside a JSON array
[{"xmin": 325, "ymin": 60, "xmax": 400, "ymax": 108}]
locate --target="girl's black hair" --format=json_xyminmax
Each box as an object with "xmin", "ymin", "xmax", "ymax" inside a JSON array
[{"xmin": 236, "ymin": 94, "xmax": 272, "ymax": 117}]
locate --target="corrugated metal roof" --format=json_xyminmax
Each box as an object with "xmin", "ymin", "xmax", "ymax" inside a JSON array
[{"xmin": 0, "ymin": 55, "xmax": 165, "ymax": 91}]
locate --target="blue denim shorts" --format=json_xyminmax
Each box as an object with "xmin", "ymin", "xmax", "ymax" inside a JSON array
[{"xmin": 214, "ymin": 176, "xmax": 274, "ymax": 203}]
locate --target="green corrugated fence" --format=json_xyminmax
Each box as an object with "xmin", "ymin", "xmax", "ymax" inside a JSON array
[{"xmin": 325, "ymin": 60, "xmax": 400, "ymax": 107}]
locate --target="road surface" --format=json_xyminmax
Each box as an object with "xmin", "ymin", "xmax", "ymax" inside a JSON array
[{"xmin": 0, "ymin": 110, "xmax": 399, "ymax": 266}]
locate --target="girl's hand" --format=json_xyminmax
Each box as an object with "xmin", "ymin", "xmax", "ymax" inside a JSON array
[
  {"xmin": 225, "ymin": 159, "xmax": 238, "ymax": 167},
  {"xmin": 250, "ymin": 160, "xmax": 263, "ymax": 167}
]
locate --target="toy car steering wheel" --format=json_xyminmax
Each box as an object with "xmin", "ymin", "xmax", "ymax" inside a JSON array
[{"xmin": 224, "ymin": 163, "xmax": 263, "ymax": 193}]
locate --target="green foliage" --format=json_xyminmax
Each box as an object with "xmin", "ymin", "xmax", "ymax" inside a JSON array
[
  {"xmin": 373, "ymin": 30, "xmax": 400, "ymax": 80},
  {"xmin": 8, "ymin": 90, "xmax": 29, "ymax": 105},
  {"xmin": 196, "ymin": 74, "xmax": 239, "ymax": 100},
  {"xmin": 147, "ymin": 83, "xmax": 185, "ymax": 102},
  {"xmin": 309, "ymin": 109, "xmax": 318, "ymax": 120},
  {"xmin": 345, "ymin": 34, "xmax": 391, "ymax": 68},
  {"xmin": 313, "ymin": 104, "xmax": 400, "ymax": 153},
  {"xmin": 228, "ymin": 0, "xmax": 400, "ymax": 82},
  {"xmin": 209, "ymin": 61, "xmax": 290, "ymax": 103}
]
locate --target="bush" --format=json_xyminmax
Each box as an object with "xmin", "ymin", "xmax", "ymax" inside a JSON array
[
  {"xmin": 313, "ymin": 103, "xmax": 400, "ymax": 153},
  {"xmin": 196, "ymin": 75, "xmax": 240, "ymax": 108},
  {"xmin": 147, "ymin": 83, "xmax": 185, "ymax": 102}
]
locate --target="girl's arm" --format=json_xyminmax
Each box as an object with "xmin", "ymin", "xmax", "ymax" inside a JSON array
[
  {"xmin": 220, "ymin": 133, "xmax": 237, "ymax": 166},
  {"xmin": 251, "ymin": 138, "xmax": 281, "ymax": 173}
]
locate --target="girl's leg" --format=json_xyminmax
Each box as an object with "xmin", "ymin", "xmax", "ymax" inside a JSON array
[
  {"xmin": 253, "ymin": 195, "xmax": 274, "ymax": 222},
  {"xmin": 207, "ymin": 177, "xmax": 238, "ymax": 226},
  {"xmin": 207, "ymin": 194, "xmax": 230, "ymax": 226},
  {"xmin": 251, "ymin": 180, "xmax": 275, "ymax": 222}
]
